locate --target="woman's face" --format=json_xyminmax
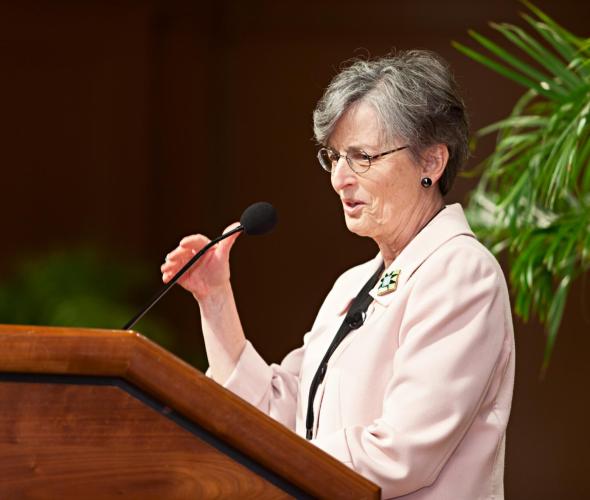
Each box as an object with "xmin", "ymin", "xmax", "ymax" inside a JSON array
[{"xmin": 328, "ymin": 101, "xmax": 426, "ymax": 243}]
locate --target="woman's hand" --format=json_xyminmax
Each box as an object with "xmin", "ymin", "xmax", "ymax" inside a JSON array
[
  {"xmin": 161, "ymin": 223, "xmax": 246, "ymax": 383},
  {"xmin": 160, "ymin": 223, "xmax": 242, "ymax": 301}
]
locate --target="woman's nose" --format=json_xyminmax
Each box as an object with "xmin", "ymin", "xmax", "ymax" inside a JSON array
[{"xmin": 331, "ymin": 157, "xmax": 356, "ymax": 191}]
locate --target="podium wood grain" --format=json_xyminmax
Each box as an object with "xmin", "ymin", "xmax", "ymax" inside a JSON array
[
  {"xmin": 0, "ymin": 382, "xmax": 285, "ymax": 499},
  {"xmin": 0, "ymin": 325, "xmax": 380, "ymax": 499}
]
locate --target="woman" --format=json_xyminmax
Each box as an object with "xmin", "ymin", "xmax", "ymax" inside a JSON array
[{"xmin": 161, "ymin": 50, "xmax": 515, "ymax": 499}]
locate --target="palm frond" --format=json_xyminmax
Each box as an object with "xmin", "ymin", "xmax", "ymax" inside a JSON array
[{"xmin": 456, "ymin": 2, "xmax": 590, "ymax": 372}]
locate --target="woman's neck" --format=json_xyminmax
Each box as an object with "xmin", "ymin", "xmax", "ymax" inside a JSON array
[{"xmin": 377, "ymin": 196, "xmax": 445, "ymax": 268}]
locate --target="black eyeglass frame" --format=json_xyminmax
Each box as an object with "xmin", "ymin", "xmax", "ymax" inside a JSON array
[{"xmin": 317, "ymin": 145, "xmax": 409, "ymax": 174}]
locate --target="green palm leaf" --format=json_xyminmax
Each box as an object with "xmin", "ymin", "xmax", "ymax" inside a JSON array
[{"xmin": 455, "ymin": 2, "xmax": 590, "ymax": 373}]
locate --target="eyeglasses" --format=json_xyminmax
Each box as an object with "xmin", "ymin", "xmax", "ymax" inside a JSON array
[{"xmin": 317, "ymin": 145, "xmax": 409, "ymax": 174}]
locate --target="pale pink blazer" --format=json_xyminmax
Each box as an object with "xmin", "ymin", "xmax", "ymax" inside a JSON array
[{"xmin": 219, "ymin": 203, "xmax": 515, "ymax": 499}]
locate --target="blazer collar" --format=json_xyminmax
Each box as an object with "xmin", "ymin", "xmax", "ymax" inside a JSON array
[
  {"xmin": 335, "ymin": 254, "xmax": 384, "ymax": 316},
  {"xmin": 333, "ymin": 204, "xmax": 474, "ymax": 315},
  {"xmin": 369, "ymin": 203, "xmax": 475, "ymax": 306}
]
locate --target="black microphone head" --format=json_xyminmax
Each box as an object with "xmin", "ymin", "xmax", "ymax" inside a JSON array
[{"xmin": 240, "ymin": 202, "xmax": 277, "ymax": 236}]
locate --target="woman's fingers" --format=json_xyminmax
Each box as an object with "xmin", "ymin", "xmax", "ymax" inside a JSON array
[
  {"xmin": 161, "ymin": 258, "xmax": 184, "ymax": 283},
  {"xmin": 165, "ymin": 245, "xmax": 193, "ymax": 265},
  {"xmin": 162, "ymin": 235, "xmax": 209, "ymax": 268},
  {"xmin": 160, "ymin": 226, "xmax": 240, "ymax": 290},
  {"xmin": 161, "ymin": 236, "xmax": 207, "ymax": 283},
  {"xmin": 180, "ymin": 234, "xmax": 210, "ymax": 250}
]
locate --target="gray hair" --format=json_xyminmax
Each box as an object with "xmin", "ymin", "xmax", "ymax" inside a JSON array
[{"xmin": 313, "ymin": 50, "xmax": 469, "ymax": 195}]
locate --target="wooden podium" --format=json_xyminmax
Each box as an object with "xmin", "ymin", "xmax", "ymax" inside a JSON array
[{"xmin": 0, "ymin": 325, "xmax": 379, "ymax": 499}]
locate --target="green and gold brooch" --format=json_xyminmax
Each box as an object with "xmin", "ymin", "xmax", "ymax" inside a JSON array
[{"xmin": 377, "ymin": 270, "xmax": 400, "ymax": 296}]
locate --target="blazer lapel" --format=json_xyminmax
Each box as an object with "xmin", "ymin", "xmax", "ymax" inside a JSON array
[
  {"xmin": 323, "ymin": 204, "xmax": 475, "ymax": 367},
  {"xmin": 369, "ymin": 203, "xmax": 475, "ymax": 307}
]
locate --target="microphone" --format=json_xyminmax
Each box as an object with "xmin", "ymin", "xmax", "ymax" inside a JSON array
[
  {"xmin": 240, "ymin": 201, "xmax": 278, "ymax": 235},
  {"xmin": 123, "ymin": 202, "xmax": 277, "ymax": 330},
  {"xmin": 345, "ymin": 310, "xmax": 365, "ymax": 329}
]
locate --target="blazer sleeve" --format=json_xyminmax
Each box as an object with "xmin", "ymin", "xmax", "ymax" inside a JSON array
[
  {"xmin": 215, "ymin": 266, "xmax": 359, "ymax": 431},
  {"xmin": 312, "ymin": 241, "xmax": 513, "ymax": 497},
  {"xmin": 220, "ymin": 338, "xmax": 305, "ymax": 431}
]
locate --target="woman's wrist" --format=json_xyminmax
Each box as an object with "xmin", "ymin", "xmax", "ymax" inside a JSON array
[
  {"xmin": 196, "ymin": 280, "xmax": 247, "ymax": 383},
  {"xmin": 193, "ymin": 281, "xmax": 233, "ymax": 309}
]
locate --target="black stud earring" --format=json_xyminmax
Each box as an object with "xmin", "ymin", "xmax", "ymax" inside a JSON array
[{"xmin": 421, "ymin": 177, "xmax": 432, "ymax": 188}]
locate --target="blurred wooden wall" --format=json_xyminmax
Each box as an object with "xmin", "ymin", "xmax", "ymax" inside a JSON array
[{"xmin": 0, "ymin": 0, "xmax": 589, "ymax": 497}]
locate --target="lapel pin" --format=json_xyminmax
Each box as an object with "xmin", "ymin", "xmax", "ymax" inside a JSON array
[{"xmin": 377, "ymin": 270, "xmax": 400, "ymax": 296}]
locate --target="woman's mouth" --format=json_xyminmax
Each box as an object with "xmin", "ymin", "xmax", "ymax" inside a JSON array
[{"xmin": 342, "ymin": 199, "xmax": 365, "ymax": 216}]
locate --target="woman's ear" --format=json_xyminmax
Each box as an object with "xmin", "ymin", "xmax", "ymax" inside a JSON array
[{"xmin": 421, "ymin": 144, "xmax": 449, "ymax": 184}]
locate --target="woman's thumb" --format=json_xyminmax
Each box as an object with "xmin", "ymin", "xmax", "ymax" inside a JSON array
[{"xmin": 218, "ymin": 222, "xmax": 242, "ymax": 257}]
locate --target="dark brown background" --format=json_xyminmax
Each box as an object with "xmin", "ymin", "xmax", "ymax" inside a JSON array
[{"xmin": 0, "ymin": 0, "xmax": 589, "ymax": 497}]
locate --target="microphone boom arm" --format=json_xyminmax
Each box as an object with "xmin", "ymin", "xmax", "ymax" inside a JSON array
[{"xmin": 123, "ymin": 225, "xmax": 244, "ymax": 330}]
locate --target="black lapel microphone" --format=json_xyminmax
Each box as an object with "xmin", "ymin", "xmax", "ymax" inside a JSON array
[
  {"xmin": 123, "ymin": 202, "xmax": 277, "ymax": 331},
  {"xmin": 305, "ymin": 262, "xmax": 384, "ymax": 439},
  {"xmin": 345, "ymin": 311, "xmax": 366, "ymax": 329}
]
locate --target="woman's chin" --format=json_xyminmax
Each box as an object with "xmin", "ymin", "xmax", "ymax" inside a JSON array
[{"xmin": 344, "ymin": 216, "xmax": 371, "ymax": 237}]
